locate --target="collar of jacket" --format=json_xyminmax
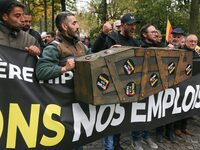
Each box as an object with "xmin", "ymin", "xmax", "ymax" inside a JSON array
[
  {"xmin": 184, "ymin": 45, "xmax": 194, "ymax": 51},
  {"xmin": 59, "ymin": 32, "xmax": 79, "ymax": 45},
  {"xmin": 0, "ymin": 21, "xmax": 20, "ymax": 37},
  {"xmin": 141, "ymin": 39, "xmax": 159, "ymax": 48}
]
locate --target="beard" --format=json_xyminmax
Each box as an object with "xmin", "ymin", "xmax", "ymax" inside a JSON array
[
  {"xmin": 124, "ymin": 29, "xmax": 134, "ymax": 38},
  {"xmin": 6, "ymin": 22, "xmax": 22, "ymax": 32},
  {"xmin": 67, "ymin": 26, "xmax": 79, "ymax": 39},
  {"xmin": 148, "ymin": 38, "xmax": 157, "ymax": 44},
  {"xmin": 22, "ymin": 25, "xmax": 30, "ymax": 32}
]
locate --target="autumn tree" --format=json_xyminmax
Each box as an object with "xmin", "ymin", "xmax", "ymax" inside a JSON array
[
  {"xmin": 19, "ymin": 0, "xmax": 199, "ymax": 39},
  {"xmin": 20, "ymin": 0, "xmax": 77, "ymax": 32},
  {"xmin": 60, "ymin": 0, "xmax": 77, "ymax": 11}
]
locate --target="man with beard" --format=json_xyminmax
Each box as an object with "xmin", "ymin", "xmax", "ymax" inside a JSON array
[
  {"xmin": 167, "ymin": 27, "xmax": 185, "ymax": 49},
  {"xmin": 139, "ymin": 24, "xmax": 160, "ymax": 47},
  {"xmin": 92, "ymin": 14, "xmax": 155, "ymax": 150},
  {"xmin": 0, "ymin": 0, "xmax": 40, "ymax": 56},
  {"xmin": 22, "ymin": 14, "xmax": 45, "ymax": 49},
  {"xmin": 36, "ymin": 11, "xmax": 86, "ymax": 80},
  {"xmin": 131, "ymin": 24, "xmax": 159, "ymax": 150},
  {"xmin": 36, "ymin": 11, "xmax": 85, "ymax": 150},
  {"xmin": 92, "ymin": 13, "xmax": 140, "ymax": 53}
]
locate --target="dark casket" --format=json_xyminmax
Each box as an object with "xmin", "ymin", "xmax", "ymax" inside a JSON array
[
  {"xmin": 192, "ymin": 58, "xmax": 200, "ymax": 76},
  {"xmin": 74, "ymin": 47, "xmax": 193, "ymax": 105}
]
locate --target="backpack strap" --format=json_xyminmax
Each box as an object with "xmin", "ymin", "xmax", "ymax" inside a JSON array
[
  {"xmin": 49, "ymin": 40, "xmax": 61, "ymax": 47},
  {"xmin": 49, "ymin": 40, "xmax": 68, "ymax": 66}
]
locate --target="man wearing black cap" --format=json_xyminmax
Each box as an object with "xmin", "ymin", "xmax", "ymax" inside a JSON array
[
  {"xmin": 92, "ymin": 13, "xmax": 140, "ymax": 53},
  {"xmin": 92, "ymin": 13, "xmax": 141, "ymax": 150},
  {"xmin": 168, "ymin": 27, "xmax": 185, "ymax": 49},
  {"xmin": 0, "ymin": 0, "xmax": 40, "ymax": 56}
]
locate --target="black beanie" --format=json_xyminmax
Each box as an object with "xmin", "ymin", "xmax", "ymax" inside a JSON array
[{"xmin": 0, "ymin": 0, "xmax": 20, "ymax": 20}]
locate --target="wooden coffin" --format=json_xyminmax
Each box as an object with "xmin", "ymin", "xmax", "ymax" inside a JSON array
[{"xmin": 74, "ymin": 47, "xmax": 193, "ymax": 105}]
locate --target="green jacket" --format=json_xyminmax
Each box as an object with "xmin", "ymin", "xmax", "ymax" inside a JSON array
[
  {"xmin": 36, "ymin": 33, "xmax": 86, "ymax": 81},
  {"xmin": 36, "ymin": 45, "xmax": 62, "ymax": 80}
]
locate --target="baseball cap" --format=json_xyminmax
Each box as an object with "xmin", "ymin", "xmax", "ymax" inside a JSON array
[
  {"xmin": 121, "ymin": 13, "xmax": 139, "ymax": 24},
  {"xmin": 171, "ymin": 27, "xmax": 185, "ymax": 35}
]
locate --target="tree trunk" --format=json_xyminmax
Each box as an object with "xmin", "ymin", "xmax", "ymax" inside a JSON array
[
  {"xmin": 60, "ymin": 0, "xmax": 66, "ymax": 11},
  {"xmin": 52, "ymin": 0, "xmax": 55, "ymax": 31},
  {"xmin": 102, "ymin": 0, "xmax": 107, "ymax": 23},
  {"xmin": 98, "ymin": 0, "xmax": 107, "ymax": 25},
  {"xmin": 44, "ymin": 0, "xmax": 47, "ymax": 31},
  {"xmin": 189, "ymin": 0, "xmax": 199, "ymax": 34}
]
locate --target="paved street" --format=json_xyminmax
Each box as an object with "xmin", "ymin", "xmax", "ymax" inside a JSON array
[{"xmin": 83, "ymin": 116, "xmax": 200, "ymax": 150}]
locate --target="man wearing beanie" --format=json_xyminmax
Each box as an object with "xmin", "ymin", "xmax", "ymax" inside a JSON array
[{"xmin": 0, "ymin": 0, "xmax": 40, "ymax": 56}]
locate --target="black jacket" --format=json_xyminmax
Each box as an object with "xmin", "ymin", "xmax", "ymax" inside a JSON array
[
  {"xmin": 139, "ymin": 39, "xmax": 161, "ymax": 48},
  {"xmin": 92, "ymin": 32, "xmax": 140, "ymax": 53},
  {"xmin": 29, "ymin": 29, "xmax": 45, "ymax": 50},
  {"xmin": 183, "ymin": 46, "xmax": 199, "ymax": 59}
]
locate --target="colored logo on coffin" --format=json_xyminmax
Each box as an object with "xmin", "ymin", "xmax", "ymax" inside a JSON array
[
  {"xmin": 125, "ymin": 82, "xmax": 136, "ymax": 97},
  {"xmin": 185, "ymin": 64, "xmax": 192, "ymax": 76},
  {"xmin": 96, "ymin": 74, "xmax": 109, "ymax": 91},
  {"xmin": 149, "ymin": 73, "xmax": 158, "ymax": 87},
  {"xmin": 123, "ymin": 59, "xmax": 135, "ymax": 75},
  {"xmin": 168, "ymin": 62, "xmax": 176, "ymax": 75}
]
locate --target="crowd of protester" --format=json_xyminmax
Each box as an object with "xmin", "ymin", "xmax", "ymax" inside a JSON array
[
  {"xmin": 0, "ymin": 0, "xmax": 199, "ymax": 150},
  {"xmin": 91, "ymin": 15, "xmax": 199, "ymax": 150},
  {"xmin": 35, "ymin": 13, "xmax": 199, "ymax": 150}
]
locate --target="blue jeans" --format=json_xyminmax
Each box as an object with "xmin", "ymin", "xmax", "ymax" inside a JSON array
[
  {"xmin": 103, "ymin": 134, "xmax": 121, "ymax": 150},
  {"xmin": 132, "ymin": 130, "xmax": 150, "ymax": 141},
  {"xmin": 103, "ymin": 135, "xmax": 114, "ymax": 150}
]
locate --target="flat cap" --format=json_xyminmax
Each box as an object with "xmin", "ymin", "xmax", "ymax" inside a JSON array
[{"xmin": 171, "ymin": 27, "xmax": 185, "ymax": 35}]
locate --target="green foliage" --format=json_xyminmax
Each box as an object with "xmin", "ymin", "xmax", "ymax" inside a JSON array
[
  {"xmin": 107, "ymin": 0, "xmax": 136, "ymax": 19},
  {"xmin": 66, "ymin": 0, "xmax": 77, "ymax": 11},
  {"xmin": 87, "ymin": 0, "xmax": 199, "ymax": 40},
  {"xmin": 76, "ymin": 12, "xmax": 97, "ymax": 37},
  {"xmin": 89, "ymin": 26, "xmax": 101, "ymax": 42},
  {"xmin": 134, "ymin": 0, "xmax": 190, "ymax": 33},
  {"xmin": 19, "ymin": 0, "xmax": 199, "ymax": 40}
]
